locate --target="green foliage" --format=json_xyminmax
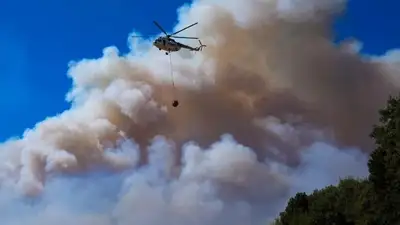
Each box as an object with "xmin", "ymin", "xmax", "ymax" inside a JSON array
[
  {"xmin": 278, "ymin": 192, "xmax": 311, "ymax": 225},
  {"xmin": 335, "ymin": 179, "xmax": 377, "ymax": 225},
  {"xmin": 279, "ymin": 178, "xmax": 373, "ymax": 225},
  {"xmin": 307, "ymin": 185, "xmax": 346, "ymax": 225},
  {"xmin": 274, "ymin": 94, "xmax": 400, "ymax": 225},
  {"xmin": 368, "ymin": 94, "xmax": 400, "ymax": 224},
  {"xmin": 369, "ymin": 95, "xmax": 400, "ymax": 190},
  {"xmin": 276, "ymin": 179, "xmax": 373, "ymax": 225}
]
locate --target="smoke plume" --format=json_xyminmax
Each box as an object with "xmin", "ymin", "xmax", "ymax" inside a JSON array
[{"xmin": 1, "ymin": 0, "xmax": 399, "ymax": 224}]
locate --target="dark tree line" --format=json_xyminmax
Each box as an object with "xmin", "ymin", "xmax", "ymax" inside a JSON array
[{"xmin": 273, "ymin": 94, "xmax": 400, "ymax": 225}]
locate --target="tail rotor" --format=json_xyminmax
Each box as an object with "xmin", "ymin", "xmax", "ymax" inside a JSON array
[{"xmin": 197, "ymin": 40, "xmax": 206, "ymax": 51}]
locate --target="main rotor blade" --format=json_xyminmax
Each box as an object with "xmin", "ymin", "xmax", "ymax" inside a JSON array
[
  {"xmin": 153, "ymin": 21, "xmax": 169, "ymax": 36},
  {"xmin": 130, "ymin": 35, "xmax": 152, "ymax": 38},
  {"xmin": 170, "ymin": 22, "xmax": 198, "ymax": 36},
  {"xmin": 130, "ymin": 35, "xmax": 156, "ymax": 41},
  {"xmin": 170, "ymin": 35, "xmax": 198, "ymax": 39}
]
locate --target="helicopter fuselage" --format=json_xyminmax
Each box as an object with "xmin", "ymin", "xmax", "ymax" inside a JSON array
[{"xmin": 153, "ymin": 37, "xmax": 181, "ymax": 53}]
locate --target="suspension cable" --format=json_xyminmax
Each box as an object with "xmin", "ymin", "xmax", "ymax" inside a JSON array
[
  {"xmin": 168, "ymin": 53, "xmax": 175, "ymax": 89},
  {"xmin": 168, "ymin": 53, "xmax": 179, "ymax": 107}
]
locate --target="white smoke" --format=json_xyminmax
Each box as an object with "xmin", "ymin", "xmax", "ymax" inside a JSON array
[
  {"xmin": 0, "ymin": 135, "xmax": 368, "ymax": 225},
  {"xmin": 0, "ymin": 0, "xmax": 398, "ymax": 224}
]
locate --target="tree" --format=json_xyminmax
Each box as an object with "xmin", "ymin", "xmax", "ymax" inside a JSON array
[
  {"xmin": 307, "ymin": 186, "xmax": 344, "ymax": 225},
  {"xmin": 278, "ymin": 192, "xmax": 311, "ymax": 225},
  {"xmin": 275, "ymin": 178, "xmax": 375, "ymax": 225},
  {"xmin": 274, "ymin": 94, "xmax": 400, "ymax": 225},
  {"xmin": 368, "ymin": 94, "xmax": 400, "ymax": 224},
  {"xmin": 335, "ymin": 178, "xmax": 377, "ymax": 225}
]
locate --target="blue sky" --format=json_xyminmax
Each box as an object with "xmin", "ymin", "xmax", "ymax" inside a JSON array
[{"xmin": 0, "ymin": 0, "xmax": 398, "ymax": 141}]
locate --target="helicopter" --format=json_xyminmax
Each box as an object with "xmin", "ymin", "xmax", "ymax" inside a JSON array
[{"xmin": 136, "ymin": 21, "xmax": 206, "ymax": 55}]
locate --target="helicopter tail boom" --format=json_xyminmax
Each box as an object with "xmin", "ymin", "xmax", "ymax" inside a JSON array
[{"xmin": 177, "ymin": 40, "xmax": 206, "ymax": 52}]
